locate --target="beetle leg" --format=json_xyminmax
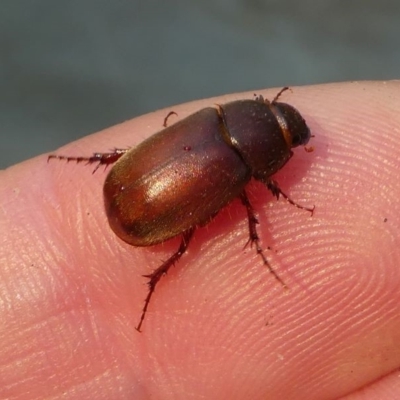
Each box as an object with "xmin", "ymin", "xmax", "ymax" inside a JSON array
[
  {"xmin": 240, "ymin": 190, "xmax": 287, "ymax": 288},
  {"xmin": 135, "ymin": 228, "xmax": 195, "ymax": 332},
  {"xmin": 163, "ymin": 111, "xmax": 178, "ymax": 127},
  {"xmin": 266, "ymin": 180, "xmax": 315, "ymax": 215},
  {"xmin": 256, "ymin": 87, "xmax": 291, "ymax": 105},
  {"xmin": 271, "ymin": 86, "xmax": 290, "ymax": 103},
  {"xmin": 48, "ymin": 148, "xmax": 129, "ymax": 173}
]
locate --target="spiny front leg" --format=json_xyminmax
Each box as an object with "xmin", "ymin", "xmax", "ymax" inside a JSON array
[{"xmin": 266, "ymin": 179, "xmax": 315, "ymax": 215}]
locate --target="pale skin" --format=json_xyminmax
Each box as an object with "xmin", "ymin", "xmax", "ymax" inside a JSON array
[{"xmin": 1, "ymin": 82, "xmax": 400, "ymax": 400}]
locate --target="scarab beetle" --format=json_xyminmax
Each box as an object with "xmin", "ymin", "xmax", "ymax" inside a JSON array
[{"xmin": 49, "ymin": 87, "xmax": 314, "ymax": 331}]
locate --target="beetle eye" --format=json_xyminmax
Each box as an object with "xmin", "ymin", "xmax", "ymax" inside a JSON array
[
  {"xmin": 291, "ymin": 133, "xmax": 301, "ymax": 146},
  {"xmin": 290, "ymin": 124, "xmax": 311, "ymax": 147}
]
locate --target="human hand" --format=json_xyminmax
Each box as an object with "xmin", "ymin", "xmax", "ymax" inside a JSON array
[{"xmin": 1, "ymin": 81, "xmax": 400, "ymax": 399}]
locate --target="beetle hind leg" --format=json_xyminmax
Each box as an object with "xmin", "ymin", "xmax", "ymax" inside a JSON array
[
  {"xmin": 135, "ymin": 228, "xmax": 195, "ymax": 332},
  {"xmin": 47, "ymin": 148, "xmax": 129, "ymax": 173},
  {"xmin": 240, "ymin": 190, "xmax": 287, "ymax": 288}
]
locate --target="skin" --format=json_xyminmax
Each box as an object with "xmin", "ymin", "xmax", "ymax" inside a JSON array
[{"xmin": 1, "ymin": 81, "xmax": 400, "ymax": 400}]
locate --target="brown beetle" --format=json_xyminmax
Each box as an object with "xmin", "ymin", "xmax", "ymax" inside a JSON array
[{"xmin": 49, "ymin": 87, "xmax": 313, "ymax": 331}]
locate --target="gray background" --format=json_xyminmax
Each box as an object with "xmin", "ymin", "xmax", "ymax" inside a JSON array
[{"xmin": 2, "ymin": 0, "xmax": 400, "ymax": 168}]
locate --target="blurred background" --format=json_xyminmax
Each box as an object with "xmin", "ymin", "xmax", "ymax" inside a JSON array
[{"xmin": 2, "ymin": 0, "xmax": 400, "ymax": 168}]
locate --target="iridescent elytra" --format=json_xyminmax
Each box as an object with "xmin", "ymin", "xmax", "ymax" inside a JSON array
[{"xmin": 48, "ymin": 87, "xmax": 314, "ymax": 332}]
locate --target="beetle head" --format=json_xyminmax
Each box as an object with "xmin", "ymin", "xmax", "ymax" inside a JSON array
[{"xmin": 275, "ymin": 102, "xmax": 311, "ymax": 148}]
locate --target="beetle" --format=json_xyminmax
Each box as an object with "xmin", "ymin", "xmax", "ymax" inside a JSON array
[{"xmin": 48, "ymin": 87, "xmax": 314, "ymax": 332}]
